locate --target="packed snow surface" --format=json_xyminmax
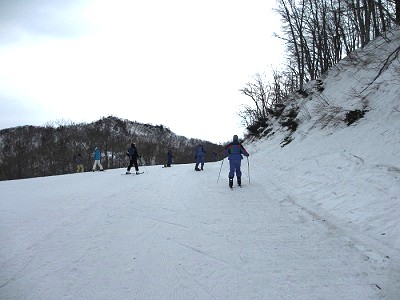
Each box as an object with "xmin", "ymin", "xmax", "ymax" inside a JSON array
[{"xmin": 1, "ymin": 139, "xmax": 399, "ymax": 299}]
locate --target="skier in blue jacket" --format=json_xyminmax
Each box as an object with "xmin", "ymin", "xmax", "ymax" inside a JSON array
[
  {"xmin": 224, "ymin": 135, "xmax": 249, "ymax": 188},
  {"xmin": 92, "ymin": 147, "xmax": 104, "ymax": 171},
  {"xmin": 194, "ymin": 144, "xmax": 206, "ymax": 171}
]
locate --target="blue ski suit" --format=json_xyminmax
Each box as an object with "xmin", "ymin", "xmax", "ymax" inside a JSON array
[
  {"xmin": 166, "ymin": 149, "xmax": 174, "ymax": 167},
  {"xmin": 194, "ymin": 145, "xmax": 206, "ymax": 170},
  {"xmin": 224, "ymin": 138, "xmax": 249, "ymax": 179}
]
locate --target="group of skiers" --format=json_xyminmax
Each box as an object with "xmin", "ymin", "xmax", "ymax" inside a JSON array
[
  {"xmin": 74, "ymin": 147, "xmax": 104, "ymax": 173},
  {"xmin": 76, "ymin": 135, "xmax": 249, "ymax": 188},
  {"xmin": 194, "ymin": 135, "xmax": 249, "ymax": 187}
]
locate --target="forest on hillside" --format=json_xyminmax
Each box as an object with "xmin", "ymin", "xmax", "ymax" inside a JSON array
[
  {"xmin": 240, "ymin": 0, "xmax": 399, "ymax": 137},
  {"xmin": 0, "ymin": 116, "xmax": 224, "ymax": 181}
]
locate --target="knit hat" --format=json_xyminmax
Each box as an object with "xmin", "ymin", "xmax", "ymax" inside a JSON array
[{"xmin": 233, "ymin": 135, "xmax": 239, "ymax": 142}]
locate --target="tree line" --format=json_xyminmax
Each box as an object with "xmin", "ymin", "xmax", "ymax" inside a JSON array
[
  {"xmin": 0, "ymin": 116, "xmax": 224, "ymax": 181},
  {"xmin": 240, "ymin": 0, "xmax": 399, "ymax": 136}
]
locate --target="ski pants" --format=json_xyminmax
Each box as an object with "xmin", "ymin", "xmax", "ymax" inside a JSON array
[
  {"xmin": 167, "ymin": 156, "xmax": 173, "ymax": 166},
  {"xmin": 128, "ymin": 159, "xmax": 139, "ymax": 172},
  {"xmin": 76, "ymin": 164, "xmax": 84, "ymax": 173},
  {"xmin": 195, "ymin": 155, "xmax": 205, "ymax": 168},
  {"xmin": 228, "ymin": 159, "xmax": 242, "ymax": 179},
  {"xmin": 92, "ymin": 160, "xmax": 103, "ymax": 171}
]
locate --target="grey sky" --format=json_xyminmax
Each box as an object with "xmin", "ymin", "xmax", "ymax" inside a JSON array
[
  {"xmin": 0, "ymin": 0, "xmax": 284, "ymax": 143},
  {"xmin": 0, "ymin": 0, "xmax": 92, "ymax": 42}
]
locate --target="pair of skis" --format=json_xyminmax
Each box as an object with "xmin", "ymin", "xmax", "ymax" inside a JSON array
[{"xmin": 122, "ymin": 171, "xmax": 144, "ymax": 175}]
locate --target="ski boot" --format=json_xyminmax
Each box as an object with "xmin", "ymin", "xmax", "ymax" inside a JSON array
[
  {"xmin": 229, "ymin": 178, "xmax": 233, "ymax": 188},
  {"xmin": 237, "ymin": 177, "xmax": 241, "ymax": 186}
]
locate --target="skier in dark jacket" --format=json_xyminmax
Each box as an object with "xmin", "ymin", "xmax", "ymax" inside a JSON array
[
  {"xmin": 126, "ymin": 143, "xmax": 141, "ymax": 174},
  {"xmin": 165, "ymin": 149, "xmax": 174, "ymax": 167},
  {"xmin": 224, "ymin": 135, "xmax": 249, "ymax": 188},
  {"xmin": 194, "ymin": 144, "xmax": 206, "ymax": 171},
  {"xmin": 75, "ymin": 153, "xmax": 84, "ymax": 173}
]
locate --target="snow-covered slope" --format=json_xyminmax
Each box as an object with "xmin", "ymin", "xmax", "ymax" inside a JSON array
[
  {"xmin": 256, "ymin": 26, "xmax": 400, "ymax": 253},
  {"xmin": 0, "ymin": 159, "xmax": 398, "ymax": 299},
  {"xmin": 1, "ymin": 28, "xmax": 400, "ymax": 300}
]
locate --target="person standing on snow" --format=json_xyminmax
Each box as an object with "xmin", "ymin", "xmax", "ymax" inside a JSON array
[
  {"xmin": 224, "ymin": 135, "xmax": 249, "ymax": 188},
  {"xmin": 75, "ymin": 153, "xmax": 84, "ymax": 173},
  {"xmin": 194, "ymin": 144, "xmax": 206, "ymax": 171},
  {"xmin": 92, "ymin": 147, "xmax": 104, "ymax": 171},
  {"xmin": 126, "ymin": 143, "xmax": 141, "ymax": 174},
  {"xmin": 165, "ymin": 148, "xmax": 174, "ymax": 167}
]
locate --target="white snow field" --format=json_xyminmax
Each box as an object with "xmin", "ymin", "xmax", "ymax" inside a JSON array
[{"xmin": 1, "ymin": 27, "xmax": 400, "ymax": 300}]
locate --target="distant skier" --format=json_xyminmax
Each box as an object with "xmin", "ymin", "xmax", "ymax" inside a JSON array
[
  {"xmin": 92, "ymin": 147, "xmax": 104, "ymax": 171},
  {"xmin": 126, "ymin": 143, "xmax": 141, "ymax": 174},
  {"xmin": 224, "ymin": 135, "xmax": 249, "ymax": 188},
  {"xmin": 75, "ymin": 153, "xmax": 84, "ymax": 173},
  {"xmin": 165, "ymin": 148, "xmax": 174, "ymax": 167},
  {"xmin": 194, "ymin": 144, "xmax": 206, "ymax": 171}
]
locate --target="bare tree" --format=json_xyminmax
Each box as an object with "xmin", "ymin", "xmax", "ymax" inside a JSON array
[
  {"xmin": 276, "ymin": 0, "xmax": 308, "ymax": 90},
  {"xmin": 239, "ymin": 73, "xmax": 271, "ymax": 122}
]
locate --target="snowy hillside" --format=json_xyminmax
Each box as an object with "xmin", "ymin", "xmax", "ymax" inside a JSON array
[
  {"xmin": 254, "ymin": 26, "xmax": 400, "ymax": 253},
  {"xmin": 1, "ymin": 28, "xmax": 400, "ymax": 299}
]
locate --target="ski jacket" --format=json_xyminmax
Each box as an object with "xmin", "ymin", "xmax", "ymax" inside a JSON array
[
  {"xmin": 127, "ymin": 145, "xmax": 140, "ymax": 159},
  {"xmin": 195, "ymin": 145, "xmax": 206, "ymax": 157},
  {"xmin": 75, "ymin": 155, "xmax": 84, "ymax": 165},
  {"xmin": 167, "ymin": 150, "xmax": 173, "ymax": 159},
  {"xmin": 224, "ymin": 141, "xmax": 249, "ymax": 161},
  {"xmin": 93, "ymin": 148, "xmax": 101, "ymax": 160}
]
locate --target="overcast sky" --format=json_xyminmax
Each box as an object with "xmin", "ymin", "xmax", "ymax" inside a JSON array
[{"xmin": 0, "ymin": 0, "xmax": 284, "ymax": 143}]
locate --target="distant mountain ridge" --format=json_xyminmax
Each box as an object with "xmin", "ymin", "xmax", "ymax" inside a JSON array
[{"xmin": 0, "ymin": 116, "xmax": 224, "ymax": 180}]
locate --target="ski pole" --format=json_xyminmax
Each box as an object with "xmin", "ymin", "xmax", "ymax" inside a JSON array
[
  {"xmin": 247, "ymin": 156, "xmax": 250, "ymax": 185},
  {"xmin": 217, "ymin": 159, "xmax": 224, "ymax": 183}
]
